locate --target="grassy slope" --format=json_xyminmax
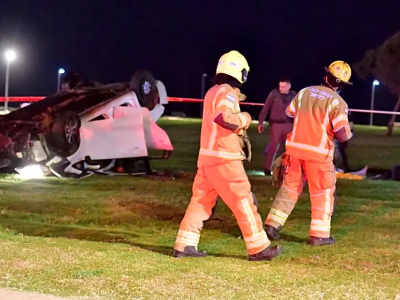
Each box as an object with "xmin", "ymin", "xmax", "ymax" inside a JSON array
[{"xmin": 0, "ymin": 119, "xmax": 400, "ymax": 300}]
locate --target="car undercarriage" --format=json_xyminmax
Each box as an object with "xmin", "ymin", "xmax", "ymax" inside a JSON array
[{"xmin": 0, "ymin": 70, "xmax": 173, "ymax": 179}]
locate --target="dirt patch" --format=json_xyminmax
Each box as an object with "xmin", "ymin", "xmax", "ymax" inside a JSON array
[
  {"xmin": 106, "ymin": 198, "xmax": 185, "ymax": 223},
  {"xmin": 105, "ymin": 198, "xmax": 240, "ymax": 234},
  {"xmin": 359, "ymin": 261, "xmax": 376, "ymax": 272},
  {"xmin": 4, "ymin": 258, "xmax": 39, "ymax": 272}
]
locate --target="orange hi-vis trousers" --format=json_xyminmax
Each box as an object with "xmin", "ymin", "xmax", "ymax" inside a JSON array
[
  {"xmin": 174, "ymin": 160, "xmax": 271, "ymax": 255},
  {"xmin": 265, "ymin": 157, "xmax": 336, "ymax": 238}
]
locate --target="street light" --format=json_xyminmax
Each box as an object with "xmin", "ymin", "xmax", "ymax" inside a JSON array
[
  {"xmin": 201, "ymin": 73, "xmax": 208, "ymax": 98},
  {"xmin": 4, "ymin": 50, "xmax": 16, "ymax": 113},
  {"xmin": 369, "ymin": 80, "xmax": 380, "ymax": 126},
  {"xmin": 200, "ymin": 73, "xmax": 208, "ymax": 117},
  {"xmin": 57, "ymin": 68, "xmax": 65, "ymax": 92}
]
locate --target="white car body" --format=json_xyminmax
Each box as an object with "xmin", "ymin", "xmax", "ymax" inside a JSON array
[{"xmin": 27, "ymin": 80, "xmax": 173, "ymax": 178}]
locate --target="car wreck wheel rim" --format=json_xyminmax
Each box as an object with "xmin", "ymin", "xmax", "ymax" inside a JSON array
[
  {"xmin": 64, "ymin": 118, "xmax": 79, "ymax": 145},
  {"xmin": 142, "ymin": 80, "xmax": 151, "ymax": 95}
]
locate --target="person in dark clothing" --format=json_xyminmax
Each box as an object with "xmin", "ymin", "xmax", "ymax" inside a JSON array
[
  {"xmin": 258, "ymin": 78, "xmax": 296, "ymax": 176},
  {"xmin": 333, "ymin": 106, "xmax": 354, "ymax": 173}
]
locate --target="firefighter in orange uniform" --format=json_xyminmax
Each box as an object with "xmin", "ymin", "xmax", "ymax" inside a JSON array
[
  {"xmin": 265, "ymin": 61, "xmax": 354, "ymax": 246},
  {"xmin": 173, "ymin": 51, "xmax": 282, "ymax": 261}
]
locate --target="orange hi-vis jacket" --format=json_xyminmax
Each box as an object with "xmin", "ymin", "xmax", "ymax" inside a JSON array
[
  {"xmin": 285, "ymin": 85, "xmax": 353, "ymax": 162},
  {"xmin": 197, "ymin": 84, "xmax": 252, "ymax": 167}
]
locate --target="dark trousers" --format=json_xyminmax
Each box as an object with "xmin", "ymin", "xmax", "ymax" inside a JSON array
[
  {"xmin": 264, "ymin": 123, "xmax": 293, "ymax": 171},
  {"xmin": 333, "ymin": 140, "xmax": 350, "ymax": 173}
]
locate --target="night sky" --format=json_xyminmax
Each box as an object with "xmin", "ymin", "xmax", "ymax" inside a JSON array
[{"xmin": 1, "ymin": 0, "xmax": 400, "ymax": 124}]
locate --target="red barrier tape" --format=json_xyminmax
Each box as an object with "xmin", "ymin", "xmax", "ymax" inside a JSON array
[
  {"xmin": 0, "ymin": 96, "xmax": 264, "ymax": 105},
  {"xmin": 2, "ymin": 96, "xmax": 400, "ymax": 115},
  {"xmin": 167, "ymin": 97, "xmax": 263, "ymax": 106}
]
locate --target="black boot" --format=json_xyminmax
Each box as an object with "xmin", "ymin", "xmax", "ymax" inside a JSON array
[
  {"xmin": 265, "ymin": 225, "xmax": 281, "ymax": 241},
  {"xmin": 309, "ymin": 236, "xmax": 335, "ymax": 246},
  {"xmin": 248, "ymin": 245, "xmax": 282, "ymax": 261},
  {"xmin": 173, "ymin": 246, "xmax": 208, "ymax": 258}
]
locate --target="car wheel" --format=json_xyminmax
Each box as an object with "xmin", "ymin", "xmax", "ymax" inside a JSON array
[
  {"xmin": 45, "ymin": 111, "xmax": 81, "ymax": 157},
  {"xmin": 129, "ymin": 70, "xmax": 159, "ymax": 110}
]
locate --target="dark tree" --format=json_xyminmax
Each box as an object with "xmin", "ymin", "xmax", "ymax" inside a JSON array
[{"xmin": 354, "ymin": 31, "xmax": 400, "ymax": 136}]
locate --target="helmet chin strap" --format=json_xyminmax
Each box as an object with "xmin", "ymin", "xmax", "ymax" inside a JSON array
[
  {"xmin": 322, "ymin": 76, "xmax": 343, "ymax": 94},
  {"xmin": 322, "ymin": 77, "xmax": 334, "ymax": 90}
]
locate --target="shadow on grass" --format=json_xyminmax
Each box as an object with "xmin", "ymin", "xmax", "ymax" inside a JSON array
[
  {"xmin": 208, "ymin": 252, "xmax": 246, "ymax": 260},
  {"xmin": 0, "ymin": 219, "xmax": 140, "ymax": 243},
  {"xmin": 0, "ymin": 219, "xmax": 247, "ymax": 260},
  {"xmin": 279, "ymin": 233, "xmax": 309, "ymax": 244},
  {"xmin": 107, "ymin": 199, "xmax": 242, "ymax": 237}
]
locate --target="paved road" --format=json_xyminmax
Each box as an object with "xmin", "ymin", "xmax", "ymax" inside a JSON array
[{"xmin": 0, "ymin": 289, "xmax": 72, "ymax": 300}]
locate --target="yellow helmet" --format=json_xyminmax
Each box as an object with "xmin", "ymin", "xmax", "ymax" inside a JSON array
[
  {"xmin": 325, "ymin": 60, "xmax": 353, "ymax": 85},
  {"xmin": 216, "ymin": 50, "xmax": 250, "ymax": 84}
]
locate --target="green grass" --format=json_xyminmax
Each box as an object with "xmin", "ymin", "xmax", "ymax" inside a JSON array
[
  {"xmin": 1, "ymin": 119, "xmax": 400, "ymax": 299},
  {"xmin": 152, "ymin": 118, "xmax": 400, "ymax": 171}
]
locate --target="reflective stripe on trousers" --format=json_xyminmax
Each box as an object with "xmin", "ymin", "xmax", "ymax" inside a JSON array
[
  {"xmin": 174, "ymin": 160, "xmax": 271, "ymax": 255},
  {"xmin": 265, "ymin": 157, "xmax": 336, "ymax": 238}
]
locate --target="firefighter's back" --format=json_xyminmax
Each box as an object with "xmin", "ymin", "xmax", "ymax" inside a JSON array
[
  {"xmin": 286, "ymin": 85, "xmax": 345, "ymax": 162},
  {"xmin": 197, "ymin": 84, "xmax": 245, "ymax": 167},
  {"xmin": 198, "ymin": 85, "xmax": 219, "ymax": 159}
]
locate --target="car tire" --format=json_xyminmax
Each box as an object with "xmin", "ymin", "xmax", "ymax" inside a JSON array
[
  {"xmin": 45, "ymin": 111, "xmax": 81, "ymax": 157},
  {"xmin": 129, "ymin": 70, "xmax": 159, "ymax": 110}
]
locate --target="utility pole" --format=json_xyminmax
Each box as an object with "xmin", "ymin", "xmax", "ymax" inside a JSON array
[
  {"xmin": 200, "ymin": 73, "xmax": 207, "ymax": 117},
  {"xmin": 369, "ymin": 80, "xmax": 380, "ymax": 126}
]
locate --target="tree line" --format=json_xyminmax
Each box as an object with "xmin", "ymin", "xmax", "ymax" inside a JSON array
[{"xmin": 354, "ymin": 31, "xmax": 400, "ymax": 136}]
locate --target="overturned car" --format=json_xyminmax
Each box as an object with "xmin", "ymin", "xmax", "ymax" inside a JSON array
[{"xmin": 0, "ymin": 70, "xmax": 173, "ymax": 178}]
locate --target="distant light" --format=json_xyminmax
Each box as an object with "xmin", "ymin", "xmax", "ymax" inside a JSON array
[
  {"xmin": 15, "ymin": 164, "xmax": 45, "ymax": 179},
  {"xmin": 373, "ymin": 80, "xmax": 380, "ymax": 86},
  {"xmin": 5, "ymin": 50, "xmax": 16, "ymax": 63},
  {"xmin": 58, "ymin": 68, "xmax": 65, "ymax": 74}
]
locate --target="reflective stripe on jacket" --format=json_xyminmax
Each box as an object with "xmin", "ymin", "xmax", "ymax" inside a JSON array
[
  {"xmin": 285, "ymin": 85, "xmax": 352, "ymax": 162},
  {"xmin": 197, "ymin": 84, "xmax": 251, "ymax": 167}
]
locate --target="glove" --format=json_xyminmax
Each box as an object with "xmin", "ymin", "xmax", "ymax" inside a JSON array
[
  {"xmin": 272, "ymin": 154, "xmax": 290, "ymax": 188},
  {"xmin": 238, "ymin": 93, "xmax": 247, "ymax": 101},
  {"xmin": 272, "ymin": 155, "xmax": 283, "ymax": 187},
  {"xmin": 240, "ymin": 130, "xmax": 252, "ymax": 162},
  {"xmin": 272, "ymin": 155, "xmax": 284, "ymax": 187}
]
